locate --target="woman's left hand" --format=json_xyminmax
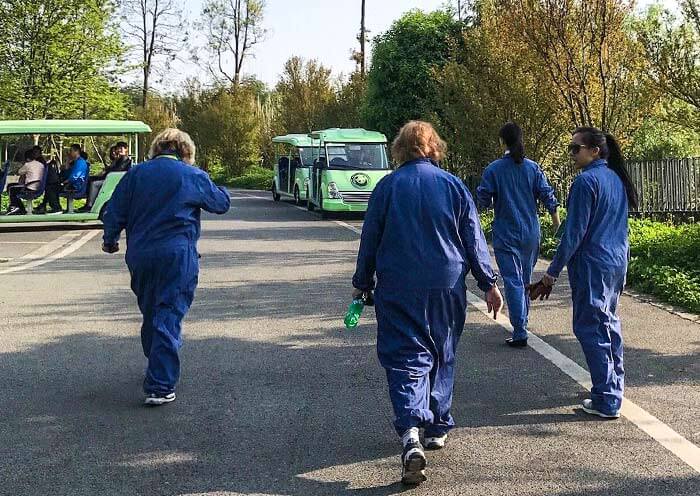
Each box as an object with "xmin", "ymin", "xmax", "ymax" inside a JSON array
[{"xmin": 352, "ymin": 288, "xmax": 364, "ymax": 300}]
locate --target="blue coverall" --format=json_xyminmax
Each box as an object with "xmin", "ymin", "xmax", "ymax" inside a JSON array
[
  {"xmin": 546, "ymin": 159, "xmax": 628, "ymax": 415},
  {"xmin": 477, "ymin": 155, "xmax": 558, "ymax": 341},
  {"xmin": 103, "ymin": 154, "xmax": 231, "ymax": 395},
  {"xmin": 353, "ymin": 158, "xmax": 497, "ymax": 437}
]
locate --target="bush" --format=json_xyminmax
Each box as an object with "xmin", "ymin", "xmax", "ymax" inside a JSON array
[{"xmin": 228, "ymin": 167, "xmax": 274, "ymax": 191}]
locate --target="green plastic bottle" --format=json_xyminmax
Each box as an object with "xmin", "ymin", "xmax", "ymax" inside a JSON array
[{"xmin": 344, "ymin": 298, "xmax": 365, "ymax": 329}]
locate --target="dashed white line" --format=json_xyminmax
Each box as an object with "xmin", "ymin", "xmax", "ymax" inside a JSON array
[{"xmin": 0, "ymin": 230, "xmax": 100, "ymax": 275}]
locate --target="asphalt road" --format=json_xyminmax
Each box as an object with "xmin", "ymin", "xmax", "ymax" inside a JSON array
[{"xmin": 0, "ymin": 190, "xmax": 698, "ymax": 495}]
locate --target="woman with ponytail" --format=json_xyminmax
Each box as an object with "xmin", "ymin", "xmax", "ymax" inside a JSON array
[
  {"xmin": 477, "ymin": 122, "xmax": 560, "ymax": 348},
  {"xmin": 531, "ymin": 127, "xmax": 638, "ymax": 419}
]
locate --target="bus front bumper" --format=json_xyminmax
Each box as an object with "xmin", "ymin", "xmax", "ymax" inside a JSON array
[{"xmin": 322, "ymin": 199, "xmax": 369, "ymax": 212}]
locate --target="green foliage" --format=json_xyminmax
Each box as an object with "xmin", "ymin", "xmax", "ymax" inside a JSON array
[
  {"xmin": 362, "ymin": 10, "xmax": 461, "ymax": 139},
  {"xmin": 178, "ymin": 83, "xmax": 262, "ymax": 179},
  {"xmin": 636, "ymin": 1, "xmax": 700, "ymax": 126},
  {"xmin": 228, "ymin": 166, "xmax": 274, "ymax": 190},
  {"xmin": 275, "ymin": 57, "xmax": 336, "ymax": 133},
  {"xmin": 0, "ymin": 0, "xmax": 127, "ymax": 120},
  {"xmin": 628, "ymin": 106, "xmax": 700, "ymax": 159}
]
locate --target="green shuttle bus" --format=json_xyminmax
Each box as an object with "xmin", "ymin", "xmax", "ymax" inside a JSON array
[
  {"xmin": 271, "ymin": 134, "xmax": 318, "ymax": 205},
  {"xmin": 305, "ymin": 128, "xmax": 391, "ymax": 216},
  {"xmin": 0, "ymin": 120, "xmax": 151, "ymax": 225}
]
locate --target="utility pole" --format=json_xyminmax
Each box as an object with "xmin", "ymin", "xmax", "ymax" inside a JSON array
[
  {"xmin": 360, "ymin": 0, "xmax": 366, "ymax": 77},
  {"xmin": 457, "ymin": 0, "xmax": 463, "ymax": 22}
]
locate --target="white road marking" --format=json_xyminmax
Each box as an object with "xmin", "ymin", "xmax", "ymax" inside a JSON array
[
  {"xmin": 330, "ymin": 216, "xmax": 700, "ymax": 475},
  {"xmin": 465, "ymin": 291, "xmax": 700, "ymax": 474},
  {"xmin": 0, "ymin": 230, "xmax": 100, "ymax": 275},
  {"xmin": 0, "ymin": 241, "xmax": 48, "ymax": 244},
  {"xmin": 16, "ymin": 232, "xmax": 81, "ymax": 261}
]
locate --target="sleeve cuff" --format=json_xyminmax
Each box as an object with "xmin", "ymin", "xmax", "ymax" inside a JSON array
[
  {"xmin": 352, "ymin": 274, "xmax": 375, "ymax": 291},
  {"xmin": 546, "ymin": 266, "xmax": 561, "ymax": 279},
  {"xmin": 477, "ymin": 274, "xmax": 498, "ymax": 293}
]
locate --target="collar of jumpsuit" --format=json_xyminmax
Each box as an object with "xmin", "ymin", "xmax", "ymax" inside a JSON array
[{"xmin": 584, "ymin": 158, "xmax": 607, "ymax": 171}]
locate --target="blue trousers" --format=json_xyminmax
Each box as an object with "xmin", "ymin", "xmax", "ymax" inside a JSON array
[
  {"xmin": 569, "ymin": 259, "xmax": 625, "ymax": 415},
  {"xmin": 375, "ymin": 282, "xmax": 467, "ymax": 437},
  {"xmin": 495, "ymin": 242, "xmax": 539, "ymax": 340},
  {"xmin": 127, "ymin": 246, "xmax": 199, "ymax": 395}
]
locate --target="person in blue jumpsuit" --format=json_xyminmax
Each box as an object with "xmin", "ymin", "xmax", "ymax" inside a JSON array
[
  {"xmin": 352, "ymin": 121, "xmax": 503, "ymax": 485},
  {"xmin": 477, "ymin": 122, "xmax": 560, "ymax": 347},
  {"xmin": 102, "ymin": 129, "xmax": 230, "ymax": 406},
  {"xmin": 531, "ymin": 127, "xmax": 638, "ymax": 419}
]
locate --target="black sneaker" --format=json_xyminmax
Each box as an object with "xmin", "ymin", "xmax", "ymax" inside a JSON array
[
  {"xmin": 506, "ymin": 337, "xmax": 528, "ymax": 348},
  {"xmin": 6, "ymin": 207, "xmax": 24, "ymax": 216},
  {"xmin": 401, "ymin": 440, "xmax": 427, "ymax": 485},
  {"xmin": 144, "ymin": 392, "xmax": 176, "ymax": 406},
  {"xmin": 34, "ymin": 206, "xmax": 46, "ymax": 215},
  {"xmin": 76, "ymin": 205, "xmax": 92, "ymax": 213}
]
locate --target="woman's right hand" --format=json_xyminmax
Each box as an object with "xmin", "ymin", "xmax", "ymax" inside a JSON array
[{"xmin": 486, "ymin": 286, "xmax": 503, "ymax": 319}]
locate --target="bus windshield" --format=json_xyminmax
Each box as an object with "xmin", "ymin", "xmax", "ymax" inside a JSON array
[{"xmin": 325, "ymin": 143, "xmax": 388, "ymax": 170}]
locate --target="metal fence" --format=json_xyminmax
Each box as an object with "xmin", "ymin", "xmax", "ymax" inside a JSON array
[{"xmin": 451, "ymin": 157, "xmax": 700, "ymax": 218}]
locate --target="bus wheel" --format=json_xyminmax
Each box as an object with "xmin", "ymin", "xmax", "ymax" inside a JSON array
[
  {"xmin": 272, "ymin": 183, "xmax": 281, "ymax": 201},
  {"xmin": 294, "ymin": 186, "xmax": 301, "ymax": 205},
  {"xmin": 306, "ymin": 187, "xmax": 315, "ymax": 211}
]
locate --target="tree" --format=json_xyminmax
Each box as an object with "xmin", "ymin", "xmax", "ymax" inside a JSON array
[
  {"xmin": 200, "ymin": 0, "xmax": 266, "ymax": 87},
  {"xmin": 0, "ymin": 0, "xmax": 126, "ymax": 120},
  {"xmin": 496, "ymin": 0, "xmax": 654, "ymax": 140},
  {"xmin": 637, "ymin": 1, "xmax": 700, "ymax": 127},
  {"xmin": 120, "ymin": 0, "xmax": 188, "ymax": 110},
  {"xmin": 177, "ymin": 81, "xmax": 263, "ymax": 179},
  {"xmin": 275, "ymin": 56, "xmax": 337, "ymax": 133},
  {"xmin": 362, "ymin": 10, "xmax": 462, "ymax": 139}
]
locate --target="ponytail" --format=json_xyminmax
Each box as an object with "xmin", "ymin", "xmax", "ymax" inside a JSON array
[
  {"xmin": 499, "ymin": 122, "xmax": 525, "ymax": 164},
  {"xmin": 605, "ymin": 133, "xmax": 638, "ymax": 210},
  {"xmin": 574, "ymin": 127, "xmax": 638, "ymax": 210}
]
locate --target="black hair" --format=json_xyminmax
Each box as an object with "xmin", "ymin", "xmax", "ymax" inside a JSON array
[
  {"xmin": 31, "ymin": 145, "xmax": 46, "ymax": 164},
  {"xmin": 115, "ymin": 141, "xmax": 128, "ymax": 149},
  {"xmin": 573, "ymin": 127, "xmax": 639, "ymax": 210},
  {"xmin": 499, "ymin": 122, "xmax": 525, "ymax": 164},
  {"xmin": 70, "ymin": 143, "xmax": 82, "ymax": 152},
  {"xmin": 24, "ymin": 149, "xmax": 33, "ymax": 161}
]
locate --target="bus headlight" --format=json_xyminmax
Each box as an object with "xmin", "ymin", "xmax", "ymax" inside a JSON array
[{"xmin": 328, "ymin": 182, "xmax": 342, "ymax": 199}]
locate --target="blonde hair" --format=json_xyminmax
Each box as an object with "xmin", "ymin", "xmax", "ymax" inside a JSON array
[
  {"xmin": 148, "ymin": 128, "xmax": 196, "ymax": 164},
  {"xmin": 391, "ymin": 120, "xmax": 447, "ymax": 165}
]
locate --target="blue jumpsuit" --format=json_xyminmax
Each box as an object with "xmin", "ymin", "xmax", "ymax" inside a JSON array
[
  {"xmin": 477, "ymin": 155, "xmax": 558, "ymax": 341},
  {"xmin": 547, "ymin": 159, "xmax": 628, "ymax": 415},
  {"xmin": 103, "ymin": 154, "xmax": 231, "ymax": 395},
  {"xmin": 353, "ymin": 158, "xmax": 497, "ymax": 437}
]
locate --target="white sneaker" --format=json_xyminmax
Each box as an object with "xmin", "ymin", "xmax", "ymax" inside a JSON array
[
  {"xmin": 581, "ymin": 399, "xmax": 620, "ymax": 419},
  {"xmin": 424, "ymin": 434, "xmax": 448, "ymax": 450},
  {"xmin": 144, "ymin": 392, "xmax": 176, "ymax": 406},
  {"xmin": 401, "ymin": 440, "xmax": 427, "ymax": 485}
]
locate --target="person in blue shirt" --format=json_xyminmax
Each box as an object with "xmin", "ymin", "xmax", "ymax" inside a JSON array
[
  {"xmin": 102, "ymin": 129, "xmax": 231, "ymax": 406},
  {"xmin": 477, "ymin": 123, "xmax": 560, "ymax": 347},
  {"xmin": 352, "ymin": 121, "xmax": 503, "ymax": 485},
  {"xmin": 36, "ymin": 144, "xmax": 89, "ymax": 214},
  {"xmin": 530, "ymin": 127, "xmax": 638, "ymax": 419}
]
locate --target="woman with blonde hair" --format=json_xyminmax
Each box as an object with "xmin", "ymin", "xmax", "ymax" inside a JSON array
[
  {"xmin": 352, "ymin": 120, "xmax": 503, "ymax": 485},
  {"xmin": 102, "ymin": 128, "xmax": 230, "ymax": 406}
]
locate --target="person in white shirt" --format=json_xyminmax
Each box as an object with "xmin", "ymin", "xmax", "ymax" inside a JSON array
[{"xmin": 6, "ymin": 150, "xmax": 46, "ymax": 215}]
